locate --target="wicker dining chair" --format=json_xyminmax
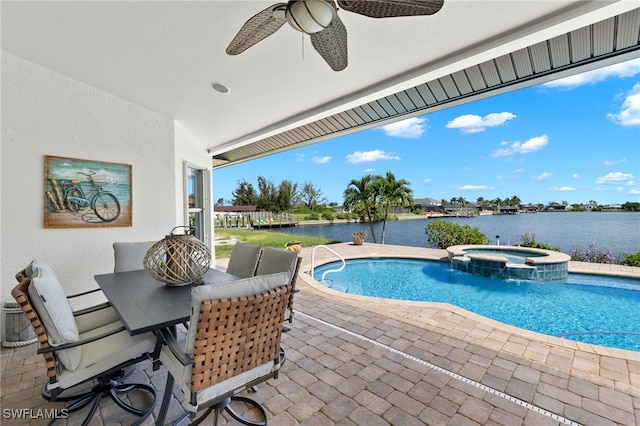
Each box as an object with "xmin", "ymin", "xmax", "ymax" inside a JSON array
[
  {"xmin": 12, "ymin": 259, "xmax": 157, "ymax": 425},
  {"xmin": 158, "ymin": 272, "xmax": 292, "ymax": 425},
  {"xmin": 113, "ymin": 240, "xmax": 156, "ymax": 272},
  {"xmin": 224, "ymin": 241, "xmax": 262, "ymax": 278},
  {"xmin": 254, "ymin": 246, "xmax": 301, "ymax": 326}
]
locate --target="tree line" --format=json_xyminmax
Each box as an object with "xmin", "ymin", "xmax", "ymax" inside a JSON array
[
  {"xmin": 221, "ymin": 177, "xmax": 327, "ymax": 213},
  {"xmin": 220, "ymin": 172, "xmax": 414, "ymax": 243},
  {"xmin": 220, "ymin": 175, "xmax": 640, "ymax": 243}
]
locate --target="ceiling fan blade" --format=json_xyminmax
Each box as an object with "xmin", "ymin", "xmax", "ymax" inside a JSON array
[
  {"xmin": 226, "ymin": 3, "xmax": 287, "ymax": 55},
  {"xmin": 337, "ymin": 0, "xmax": 444, "ymax": 18},
  {"xmin": 311, "ymin": 15, "xmax": 348, "ymax": 71}
]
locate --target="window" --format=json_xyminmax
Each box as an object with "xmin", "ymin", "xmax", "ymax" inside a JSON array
[{"xmin": 185, "ymin": 162, "xmax": 211, "ymax": 247}]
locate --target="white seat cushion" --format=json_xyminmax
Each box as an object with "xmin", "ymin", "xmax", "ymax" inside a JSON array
[
  {"xmin": 26, "ymin": 259, "xmax": 80, "ymax": 371},
  {"xmin": 160, "ymin": 347, "xmax": 279, "ymax": 412},
  {"xmin": 225, "ymin": 242, "xmax": 261, "ymax": 278},
  {"xmin": 255, "ymin": 246, "xmax": 298, "ymax": 280},
  {"xmin": 74, "ymin": 306, "xmax": 123, "ymax": 334},
  {"xmin": 53, "ymin": 324, "xmax": 156, "ymax": 390},
  {"xmin": 113, "ymin": 241, "xmax": 156, "ymax": 272}
]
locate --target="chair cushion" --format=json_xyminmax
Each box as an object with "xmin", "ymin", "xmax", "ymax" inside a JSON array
[
  {"xmin": 53, "ymin": 324, "xmax": 156, "ymax": 390},
  {"xmin": 160, "ymin": 346, "xmax": 279, "ymax": 412},
  {"xmin": 26, "ymin": 259, "xmax": 80, "ymax": 371},
  {"xmin": 184, "ymin": 272, "xmax": 290, "ymax": 356},
  {"xmin": 225, "ymin": 242, "xmax": 261, "ymax": 278},
  {"xmin": 255, "ymin": 246, "xmax": 298, "ymax": 279},
  {"xmin": 113, "ymin": 241, "xmax": 156, "ymax": 272},
  {"xmin": 74, "ymin": 306, "xmax": 123, "ymax": 334}
]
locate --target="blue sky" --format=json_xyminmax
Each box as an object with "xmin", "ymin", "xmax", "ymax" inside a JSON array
[{"xmin": 213, "ymin": 59, "xmax": 640, "ymax": 206}]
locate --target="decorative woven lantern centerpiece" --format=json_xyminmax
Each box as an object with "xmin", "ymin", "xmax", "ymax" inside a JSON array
[{"xmin": 144, "ymin": 226, "xmax": 211, "ymax": 286}]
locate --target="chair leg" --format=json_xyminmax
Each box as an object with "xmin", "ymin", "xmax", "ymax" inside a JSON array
[
  {"xmin": 225, "ymin": 395, "xmax": 268, "ymax": 426},
  {"xmin": 183, "ymin": 395, "xmax": 268, "ymax": 426},
  {"xmin": 43, "ymin": 375, "xmax": 156, "ymax": 425},
  {"xmin": 110, "ymin": 382, "xmax": 156, "ymax": 419}
]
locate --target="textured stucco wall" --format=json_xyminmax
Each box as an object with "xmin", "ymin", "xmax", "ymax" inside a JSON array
[{"xmin": 0, "ymin": 52, "xmax": 184, "ymax": 311}]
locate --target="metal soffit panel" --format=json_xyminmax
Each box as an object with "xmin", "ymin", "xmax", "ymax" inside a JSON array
[{"xmin": 212, "ymin": 9, "xmax": 640, "ymax": 168}]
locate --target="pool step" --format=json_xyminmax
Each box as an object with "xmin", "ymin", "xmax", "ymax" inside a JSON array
[{"xmin": 505, "ymin": 263, "xmax": 536, "ymax": 269}]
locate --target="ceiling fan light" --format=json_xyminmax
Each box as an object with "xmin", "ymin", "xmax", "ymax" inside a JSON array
[{"xmin": 286, "ymin": 0, "xmax": 336, "ymax": 34}]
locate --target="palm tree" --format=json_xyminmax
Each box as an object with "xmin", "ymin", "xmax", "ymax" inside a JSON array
[
  {"xmin": 377, "ymin": 172, "xmax": 413, "ymax": 244},
  {"xmin": 343, "ymin": 175, "xmax": 380, "ymax": 243}
]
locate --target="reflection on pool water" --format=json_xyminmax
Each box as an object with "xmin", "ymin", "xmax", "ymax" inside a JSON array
[{"xmin": 313, "ymin": 258, "xmax": 640, "ymax": 352}]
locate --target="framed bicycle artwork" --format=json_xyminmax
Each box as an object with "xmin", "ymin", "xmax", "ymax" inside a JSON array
[{"xmin": 44, "ymin": 156, "xmax": 132, "ymax": 228}]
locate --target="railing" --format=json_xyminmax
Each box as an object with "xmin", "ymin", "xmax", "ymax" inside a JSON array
[{"xmin": 311, "ymin": 245, "xmax": 346, "ymax": 282}]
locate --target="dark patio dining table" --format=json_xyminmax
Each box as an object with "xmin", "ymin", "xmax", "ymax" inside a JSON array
[{"xmin": 95, "ymin": 267, "xmax": 242, "ymax": 425}]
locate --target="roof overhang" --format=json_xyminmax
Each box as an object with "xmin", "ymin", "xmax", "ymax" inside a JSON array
[{"xmin": 2, "ymin": 1, "xmax": 638, "ymax": 169}]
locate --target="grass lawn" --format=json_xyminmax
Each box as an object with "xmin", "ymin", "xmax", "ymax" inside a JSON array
[{"xmin": 214, "ymin": 228, "xmax": 338, "ymax": 259}]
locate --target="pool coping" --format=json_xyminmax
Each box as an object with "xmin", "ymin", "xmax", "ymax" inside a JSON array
[
  {"xmin": 447, "ymin": 244, "xmax": 572, "ymax": 265},
  {"xmin": 299, "ymin": 242, "xmax": 640, "ymax": 360}
]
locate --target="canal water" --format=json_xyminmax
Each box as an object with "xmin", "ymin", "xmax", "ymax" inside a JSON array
[{"xmin": 270, "ymin": 211, "xmax": 640, "ymax": 256}]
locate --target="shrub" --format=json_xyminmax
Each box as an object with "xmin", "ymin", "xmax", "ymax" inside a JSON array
[
  {"xmin": 293, "ymin": 205, "xmax": 312, "ymax": 214},
  {"xmin": 321, "ymin": 211, "xmax": 335, "ymax": 221},
  {"xmin": 425, "ymin": 220, "xmax": 490, "ymax": 249},
  {"xmin": 570, "ymin": 242, "xmax": 618, "ymax": 264},
  {"xmin": 305, "ymin": 212, "xmax": 320, "ymax": 220},
  {"xmin": 516, "ymin": 233, "xmax": 560, "ymax": 251},
  {"xmin": 622, "ymin": 252, "xmax": 640, "ymax": 267}
]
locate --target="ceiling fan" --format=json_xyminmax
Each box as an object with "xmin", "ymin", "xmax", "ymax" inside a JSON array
[{"xmin": 226, "ymin": 0, "xmax": 444, "ymax": 72}]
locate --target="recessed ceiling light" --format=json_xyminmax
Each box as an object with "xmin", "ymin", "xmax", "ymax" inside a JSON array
[{"xmin": 210, "ymin": 82, "xmax": 230, "ymax": 94}]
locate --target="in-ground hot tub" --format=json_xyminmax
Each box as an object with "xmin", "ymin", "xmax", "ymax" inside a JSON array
[{"xmin": 447, "ymin": 245, "xmax": 571, "ymax": 281}]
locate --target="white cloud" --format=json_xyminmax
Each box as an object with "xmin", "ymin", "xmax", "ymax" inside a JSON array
[
  {"xmin": 455, "ymin": 185, "xmax": 495, "ymax": 191},
  {"xmin": 629, "ymin": 189, "xmax": 640, "ymax": 195},
  {"xmin": 345, "ymin": 150, "xmax": 401, "ymax": 164},
  {"xmin": 446, "ymin": 112, "xmax": 516, "ymax": 133},
  {"xmin": 604, "ymin": 157, "xmax": 627, "ymax": 166},
  {"xmin": 423, "ymin": 179, "xmax": 433, "ymax": 183},
  {"xmin": 533, "ymin": 172, "xmax": 554, "ymax": 181},
  {"xmin": 608, "ymin": 83, "xmax": 640, "ymax": 126},
  {"xmin": 312, "ymin": 156, "xmax": 331, "ymax": 164},
  {"xmin": 541, "ymin": 59, "xmax": 640, "ymax": 89},
  {"xmin": 572, "ymin": 173, "xmax": 580, "ymax": 178},
  {"xmin": 363, "ymin": 168, "xmax": 376, "ymax": 173},
  {"xmin": 595, "ymin": 172, "xmax": 634, "ymax": 184},
  {"xmin": 492, "ymin": 135, "xmax": 549, "ymax": 157},
  {"xmin": 380, "ymin": 117, "xmax": 426, "ymax": 138},
  {"xmin": 496, "ymin": 169, "xmax": 524, "ymax": 180},
  {"xmin": 549, "ymin": 186, "xmax": 576, "ymax": 192}
]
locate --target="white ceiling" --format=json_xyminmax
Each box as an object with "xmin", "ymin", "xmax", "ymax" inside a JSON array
[{"xmin": 2, "ymin": 1, "xmax": 639, "ymax": 167}]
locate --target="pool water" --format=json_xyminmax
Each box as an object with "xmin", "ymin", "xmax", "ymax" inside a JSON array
[
  {"xmin": 462, "ymin": 249, "xmax": 544, "ymax": 264},
  {"xmin": 313, "ymin": 258, "xmax": 640, "ymax": 352}
]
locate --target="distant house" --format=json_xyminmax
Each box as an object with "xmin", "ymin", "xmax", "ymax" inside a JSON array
[
  {"xmin": 520, "ymin": 203, "xmax": 538, "ymax": 213},
  {"xmin": 498, "ymin": 206, "xmax": 519, "ymax": 214},
  {"xmin": 413, "ymin": 198, "xmax": 442, "ymax": 213},
  {"xmin": 545, "ymin": 204, "xmax": 567, "ymax": 211}
]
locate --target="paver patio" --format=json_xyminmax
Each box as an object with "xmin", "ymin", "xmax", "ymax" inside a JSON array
[{"xmin": 2, "ymin": 243, "xmax": 639, "ymax": 425}]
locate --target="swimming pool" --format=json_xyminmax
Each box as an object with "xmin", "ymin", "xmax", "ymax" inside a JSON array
[{"xmin": 313, "ymin": 258, "xmax": 640, "ymax": 352}]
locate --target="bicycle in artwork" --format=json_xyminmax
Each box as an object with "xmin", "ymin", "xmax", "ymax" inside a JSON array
[
  {"xmin": 63, "ymin": 171, "xmax": 121, "ymax": 222},
  {"xmin": 44, "ymin": 156, "xmax": 131, "ymax": 228}
]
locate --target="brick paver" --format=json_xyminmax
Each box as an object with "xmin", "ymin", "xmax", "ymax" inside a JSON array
[{"xmin": 1, "ymin": 243, "xmax": 638, "ymax": 425}]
